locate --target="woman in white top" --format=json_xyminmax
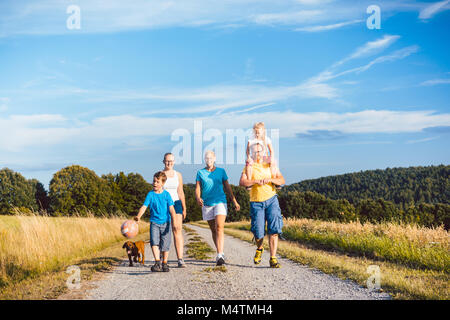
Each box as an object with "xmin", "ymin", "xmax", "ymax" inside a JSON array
[{"xmin": 162, "ymin": 152, "xmax": 187, "ymax": 267}]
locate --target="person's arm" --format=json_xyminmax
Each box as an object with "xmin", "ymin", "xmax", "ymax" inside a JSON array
[
  {"xmin": 177, "ymin": 172, "xmax": 187, "ymax": 220},
  {"xmin": 195, "ymin": 180, "xmax": 204, "ymax": 207},
  {"xmin": 169, "ymin": 205, "xmax": 176, "ymax": 221},
  {"xmin": 246, "ymin": 141, "xmax": 251, "ymax": 158},
  {"xmin": 239, "ymin": 172, "xmax": 263, "ymax": 188},
  {"xmin": 134, "ymin": 205, "xmax": 147, "ymax": 222},
  {"xmin": 223, "ymin": 180, "xmax": 240, "ymax": 211},
  {"xmin": 263, "ymin": 170, "xmax": 285, "ymax": 187},
  {"xmin": 267, "ymin": 143, "xmax": 274, "ymax": 159}
]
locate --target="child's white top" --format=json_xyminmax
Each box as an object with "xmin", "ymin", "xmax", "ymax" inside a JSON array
[
  {"xmin": 248, "ymin": 136, "xmax": 272, "ymax": 157},
  {"xmin": 163, "ymin": 170, "xmax": 180, "ymax": 201}
]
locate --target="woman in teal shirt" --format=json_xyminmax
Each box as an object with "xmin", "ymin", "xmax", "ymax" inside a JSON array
[{"xmin": 195, "ymin": 150, "xmax": 240, "ymax": 266}]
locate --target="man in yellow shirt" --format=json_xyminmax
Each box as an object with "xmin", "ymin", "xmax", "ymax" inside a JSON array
[{"xmin": 239, "ymin": 142, "xmax": 285, "ymax": 268}]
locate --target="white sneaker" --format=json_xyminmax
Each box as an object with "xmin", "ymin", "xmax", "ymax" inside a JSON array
[
  {"xmin": 216, "ymin": 253, "xmax": 225, "ymax": 266},
  {"xmin": 178, "ymin": 259, "xmax": 186, "ymax": 268}
]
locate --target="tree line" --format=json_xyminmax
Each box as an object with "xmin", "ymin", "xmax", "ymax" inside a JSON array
[
  {"xmin": 285, "ymin": 165, "xmax": 450, "ymax": 209},
  {"xmin": 0, "ymin": 166, "xmax": 150, "ymax": 217},
  {"xmin": 0, "ymin": 165, "xmax": 448, "ymax": 229}
]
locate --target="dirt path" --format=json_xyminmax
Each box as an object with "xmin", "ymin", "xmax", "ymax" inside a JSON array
[{"xmin": 71, "ymin": 224, "xmax": 390, "ymax": 300}]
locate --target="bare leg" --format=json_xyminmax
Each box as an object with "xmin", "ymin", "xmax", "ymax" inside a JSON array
[
  {"xmin": 161, "ymin": 251, "xmax": 169, "ymax": 264},
  {"xmin": 215, "ymin": 214, "xmax": 226, "ymax": 254},
  {"xmin": 172, "ymin": 214, "xmax": 184, "ymax": 260},
  {"xmin": 268, "ymin": 234, "xmax": 278, "ymax": 257},
  {"xmin": 255, "ymin": 237, "xmax": 264, "ymax": 250},
  {"xmin": 207, "ymin": 219, "xmax": 218, "ymax": 250},
  {"xmin": 151, "ymin": 246, "xmax": 160, "ymax": 262}
]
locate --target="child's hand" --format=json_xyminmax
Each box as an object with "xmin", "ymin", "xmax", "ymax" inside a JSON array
[{"xmin": 134, "ymin": 216, "xmax": 140, "ymax": 222}]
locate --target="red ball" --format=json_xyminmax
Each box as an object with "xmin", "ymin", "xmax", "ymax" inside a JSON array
[{"xmin": 121, "ymin": 220, "xmax": 139, "ymax": 238}]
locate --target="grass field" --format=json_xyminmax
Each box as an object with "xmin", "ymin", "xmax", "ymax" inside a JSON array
[
  {"xmin": 193, "ymin": 218, "xmax": 449, "ymax": 300},
  {"xmin": 2, "ymin": 213, "xmax": 447, "ymax": 300},
  {"xmin": 0, "ymin": 213, "xmax": 149, "ymax": 299}
]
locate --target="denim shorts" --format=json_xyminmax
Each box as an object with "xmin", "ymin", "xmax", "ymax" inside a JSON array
[
  {"xmin": 250, "ymin": 195, "xmax": 283, "ymax": 240},
  {"xmin": 150, "ymin": 221, "xmax": 172, "ymax": 252},
  {"xmin": 174, "ymin": 200, "xmax": 183, "ymax": 214}
]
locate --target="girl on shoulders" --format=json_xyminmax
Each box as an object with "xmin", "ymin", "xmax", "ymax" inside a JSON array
[{"xmin": 246, "ymin": 122, "xmax": 278, "ymax": 189}]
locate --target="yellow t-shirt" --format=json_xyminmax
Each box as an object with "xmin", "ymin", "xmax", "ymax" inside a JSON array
[{"xmin": 243, "ymin": 162, "xmax": 276, "ymax": 202}]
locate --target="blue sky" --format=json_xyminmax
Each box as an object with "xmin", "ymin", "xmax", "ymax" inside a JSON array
[{"xmin": 0, "ymin": 0, "xmax": 449, "ymax": 188}]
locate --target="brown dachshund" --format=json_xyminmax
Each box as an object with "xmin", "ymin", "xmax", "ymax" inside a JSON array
[{"xmin": 122, "ymin": 241, "xmax": 145, "ymax": 266}]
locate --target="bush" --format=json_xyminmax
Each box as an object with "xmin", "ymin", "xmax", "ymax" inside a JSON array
[
  {"xmin": 49, "ymin": 165, "xmax": 112, "ymax": 216},
  {"xmin": 278, "ymin": 190, "xmax": 356, "ymax": 222},
  {"xmin": 0, "ymin": 168, "xmax": 40, "ymax": 214},
  {"xmin": 102, "ymin": 172, "xmax": 152, "ymax": 216}
]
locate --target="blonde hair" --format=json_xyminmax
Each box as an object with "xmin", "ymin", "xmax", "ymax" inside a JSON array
[
  {"xmin": 204, "ymin": 150, "xmax": 216, "ymax": 158},
  {"xmin": 253, "ymin": 122, "xmax": 267, "ymax": 149}
]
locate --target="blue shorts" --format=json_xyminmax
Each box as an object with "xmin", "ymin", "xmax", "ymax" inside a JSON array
[
  {"xmin": 150, "ymin": 222, "xmax": 172, "ymax": 252},
  {"xmin": 174, "ymin": 200, "xmax": 183, "ymax": 214},
  {"xmin": 250, "ymin": 195, "xmax": 283, "ymax": 240}
]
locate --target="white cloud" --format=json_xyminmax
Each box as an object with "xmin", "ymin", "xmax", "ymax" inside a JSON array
[
  {"xmin": 420, "ymin": 78, "xmax": 450, "ymax": 86},
  {"xmin": 295, "ymin": 19, "xmax": 363, "ymax": 32},
  {"xmin": 0, "ymin": 97, "xmax": 10, "ymax": 112},
  {"xmin": 297, "ymin": 35, "xmax": 406, "ymax": 98},
  {"xmin": 0, "ymin": 1, "xmax": 331, "ymax": 36},
  {"xmin": 0, "ymin": 0, "xmax": 416, "ymax": 37},
  {"xmin": 60, "ymin": 82, "xmax": 338, "ymax": 115},
  {"xmin": 349, "ymin": 35, "xmax": 401, "ymax": 60},
  {"xmin": 250, "ymin": 10, "xmax": 323, "ymax": 25},
  {"xmin": 419, "ymin": 0, "xmax": 450, "ymax": 20},
  {"xmin": 12, "ymin": 35, "xmax": 414, "ymax": 116},
  {"xmin": 0, "ymin": 114, "xmax": 74, "ymax": 151},
  {"xmin": 309, "ymin": 45, "xmax": 419, "ymax": 85},
  {"xmin": 4, "ymin": 33, "xmax": 417, "ymax": 120},
  {"xmin": 231, "ymin": 103, "xmax": 276, "ymax": 114},
  {"xmin": 406, "ymin": 136, "xmax": 440, "ymax": 144},
  {"xmin": 333, "ymin": 35, "xmax": 401, "ymax": 68},
  {"xmin": 345, "ymin": 45, "xmax": 419, "ymax": 74},
  {"xmin": 1, "ymin": 110, "xmax": 449, "ymax": 152},
  {"xmin": 294, "ymin": 0, "xmax": 334, "ymax": 4}
]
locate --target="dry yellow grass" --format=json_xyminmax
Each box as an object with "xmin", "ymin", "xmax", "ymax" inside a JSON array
[
  {"xmin": 193, "ymin": 219, "xmax": 450, "ymax": 299},
  {"xmin": 223, "ymin": 219, "xmax": 449, "ymax": 271},
  {"xmin": 284, "ymin": 218, "xmax": 449, "ymax": 248},
  {"xmin": 224, "ymin": 218, "xmax": 449, "ymax": 246},
  {"xmin": 0, "ymin": 213, "xmax": 149, "ymax": 290}
]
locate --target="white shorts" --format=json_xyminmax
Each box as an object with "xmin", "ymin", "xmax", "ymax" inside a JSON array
[{"xmin": 202, "ymin": 203, "xmax": 227, "ymax": 221}]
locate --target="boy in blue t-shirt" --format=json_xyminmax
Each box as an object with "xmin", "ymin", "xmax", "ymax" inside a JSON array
[{"xmin": 135, "ymin": 171, "xmax": 176, "ymax": 272}]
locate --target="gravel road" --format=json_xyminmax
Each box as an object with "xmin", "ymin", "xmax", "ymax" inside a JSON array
[{"xmin": 82, "ymin": 224, "xmax": 391, "ymax": 300}]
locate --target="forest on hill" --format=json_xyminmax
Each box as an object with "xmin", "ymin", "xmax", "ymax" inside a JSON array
[
  {"xmin": 285, "ymin": 165, "xmax": 449, "ymax": 209},
  {"xmin": 0, "ymin": 165, "xmax": 448, "ymax": 229}
]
